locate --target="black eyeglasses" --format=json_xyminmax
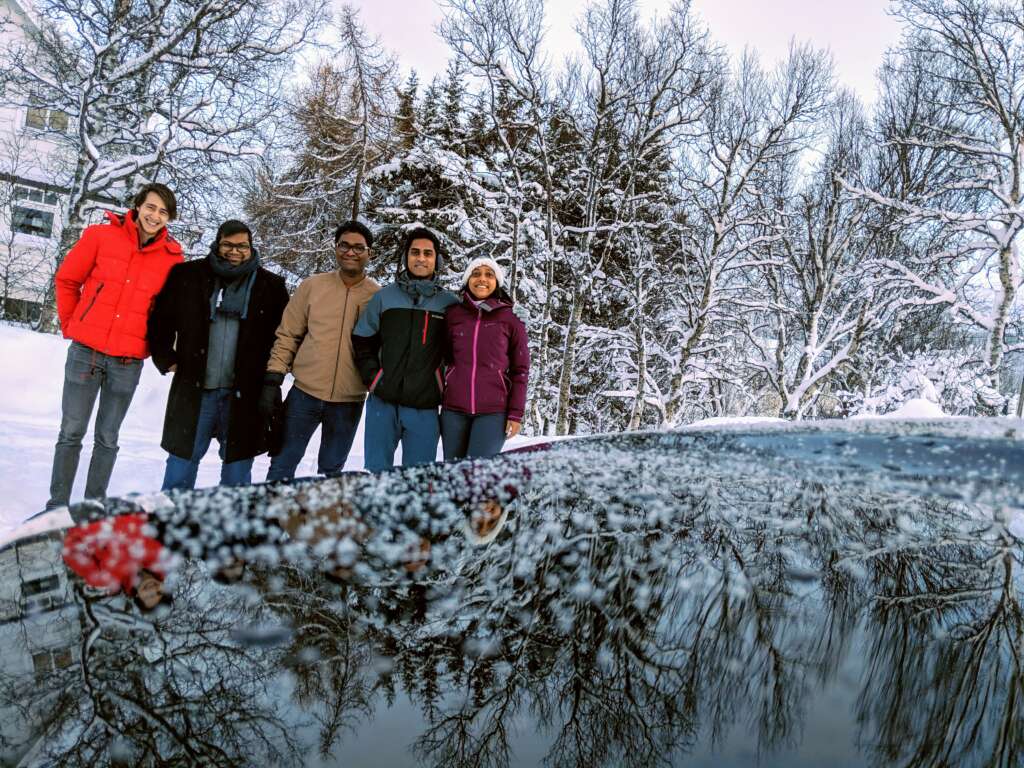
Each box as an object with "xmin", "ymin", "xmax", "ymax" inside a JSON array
[
  {"xmin": 220, "ymin": 242, "xmax": 251, "ymax": 253},
  {"xmin": 337, "ymin": 241, "xmax": 368, "ymax": 255}
]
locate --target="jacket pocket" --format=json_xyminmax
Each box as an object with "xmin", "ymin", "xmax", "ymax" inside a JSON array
[{"xmin": 78, "ymin": 282, "xmax": 104, "ymax": 321}]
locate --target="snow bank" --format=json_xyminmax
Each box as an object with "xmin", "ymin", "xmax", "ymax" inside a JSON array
[
  {"xmin": 851, "ymin": 397, "xmax": 948, "ymax": 420},
  {"xmin": 686, "ymin": 416, "xmax": 788, "ymax": 429}
]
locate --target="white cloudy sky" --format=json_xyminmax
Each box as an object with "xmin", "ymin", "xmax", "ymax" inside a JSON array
[{"xmin": 345, "ymin": 0, "xmax": 903, "ymax": 103}]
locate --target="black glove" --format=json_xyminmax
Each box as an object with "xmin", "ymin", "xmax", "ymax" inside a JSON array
[{"xmin": 258, "ymin": 373, "xmax": 284, "ymax": 420}]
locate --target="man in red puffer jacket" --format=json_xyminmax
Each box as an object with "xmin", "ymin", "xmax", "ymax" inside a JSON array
[{"xmin": 45, "ymin": 183, "xmax": 183, "ymax": 511}]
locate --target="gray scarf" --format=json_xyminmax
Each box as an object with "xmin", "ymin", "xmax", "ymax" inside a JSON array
[
  {"xmin": 397, "ymin": 270, "xmax": 442, "ymax": 305},
  {"xmin": 207, "ymin": 249, "xmax": 258, "ymax": 320}
]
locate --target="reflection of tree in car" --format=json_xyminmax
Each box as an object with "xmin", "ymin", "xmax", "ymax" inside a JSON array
[
  {"xmin": 0, "ymin": 558, "xmax": 305, "ymax": 766},
  {"xmin": 858, "ymin": 538, "xmax": 1023, "ymax": 768},
  {"xmin": 24, "ymin": 429, "xmax": 1021, "ymax": 767}
]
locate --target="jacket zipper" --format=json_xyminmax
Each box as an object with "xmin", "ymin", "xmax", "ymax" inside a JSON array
[
  {"xmin": 330, "ymin": 283, "xmax": 351, "ymax": 400},
  {"xmin": 422, "ymin": 313, "xmax": 429, "ymax": 345},
  {"xmin": 78, "ymin": 282, "xmax": 104, "ymax": 321},
  {"xmin": 470, "ymin": 310, "xmax": 481, "ymax": 413}
]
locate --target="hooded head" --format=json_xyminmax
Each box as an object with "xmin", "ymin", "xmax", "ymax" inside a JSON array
[{"xmin": 399, "ymin": 226, "xmax": 444, "ymax": 279}]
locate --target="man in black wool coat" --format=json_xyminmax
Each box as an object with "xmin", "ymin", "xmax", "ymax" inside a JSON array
[{"xmin": 148, "ymin": 219, "xmax": 289, "ymax": 490}]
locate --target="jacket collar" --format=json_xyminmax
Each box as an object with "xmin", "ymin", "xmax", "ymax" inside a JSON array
[{"xmin": 461, "ymin": 288, "xmax": 512, "ymax": 313}]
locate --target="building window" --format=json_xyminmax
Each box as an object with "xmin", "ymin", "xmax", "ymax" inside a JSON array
[
  {"xmin": 31, "ymin": 652, "xmax": 50, "ymax": 677},
  {"xmin": 25, "ymin": 106, "xmax": 69, "ymax": 133},
  {"xmin": 14, "ymin": 186, "xmax": 59, "ymax": 206},
  {"xmin": 31, "ymin": 646, "xmax": 74, "ymax": 679},
  {"xmin": 21, "ymin": 574, "xmax": 60, "ymax": 598},
  {"xmin": 12, "ymin": 206, "xmax": 54, "ymax": 238}
]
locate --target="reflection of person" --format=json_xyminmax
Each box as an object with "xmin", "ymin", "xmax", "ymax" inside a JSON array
[
  {"xmin": 463, "ymin": 497, "xmax": 509, "ymax": 545},
  {"xmin": 148, "ymin": 220, "xmax": 289, "ymax": 490},
  {"xmin": 352, "ymin": 227, "xmax": 459, "ymax": 471},
  {"xmin": 62, "ymin": 513, "xmax": 171, "ymax": 611},
  {"xmin": 441, "ymin": 257, "xmax": 530, "ymax": 460},
  {"xmin": 263, "ymin": 221, "xmax": 381, "ymax": 481},
  {"xmin": 280, "ymin": 492, "xmax": 429, "ymax": 580},
  {"xmin": 46, "ymin": 183, "xmax": 184, "ymax": 510}
]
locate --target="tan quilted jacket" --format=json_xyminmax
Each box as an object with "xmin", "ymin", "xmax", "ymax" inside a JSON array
[{"xmin": 267, "ymin": 271, "xmax": 381, "ymax": 402}]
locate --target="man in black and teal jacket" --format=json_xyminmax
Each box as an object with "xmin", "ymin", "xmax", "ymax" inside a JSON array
[{"xmin": 352, "ymin": 227, "xmax": 459, "ymax": 471}]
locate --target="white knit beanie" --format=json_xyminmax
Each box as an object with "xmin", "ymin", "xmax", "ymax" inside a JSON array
[{"xmin": 460, "ymin": 257, "xmax": 506, "ymax": 289}]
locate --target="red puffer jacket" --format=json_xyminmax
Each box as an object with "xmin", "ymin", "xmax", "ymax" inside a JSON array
[
  {"xmin": 56, "ymin": 210, "xmax": 183, "ymax": 358},
  {"xmin": 62, "ymin": 513, "xmax": 167, "ymax": 595}
]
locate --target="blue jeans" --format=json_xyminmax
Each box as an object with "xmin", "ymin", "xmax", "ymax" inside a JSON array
[
  {"xmin": 162, "ymin": 388, "xmax": 253, "ymax": 490},
  {"xmin": 441, "ymin": 410, "xmax": 507, "ymax": 460},
  {"xmin": 266, "ymin": 386, "xmax": 363, "ymax": 481},
  {"xmin": 364, "ymin": 394, "xmax": 439, "ymax": 472},
  {"xmin": 47, "ymin": 342, "xmax": 143, "ymax": 510}
]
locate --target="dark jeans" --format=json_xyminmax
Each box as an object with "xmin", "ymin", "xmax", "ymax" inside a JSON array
[
  {"xmin": 266, "ymin": 386, "xmax": 363, "ymax": 481},
  {"xmin": 440, "ymin": 410, "xmax": 507, "ymax": 460},
  {"xmin": 364, "ymin": 393, "xmax": 440, "ymax": 472},
  {"xmin": 46, "ymin": 342, "xmax": 143, "ymax": 510},
  {"xmin": 162, "ymin": 388, "xmax": 254, "ymax": 491}
]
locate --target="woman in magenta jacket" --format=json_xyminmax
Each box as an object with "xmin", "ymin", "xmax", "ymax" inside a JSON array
[{"xmin": 441, "ymin": 257, "xmax": 530, "ymax": 460}]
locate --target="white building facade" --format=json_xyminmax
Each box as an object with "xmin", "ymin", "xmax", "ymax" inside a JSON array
[{"xmin": 0, "ymin": 0, "xmax": 117, "ymax": 323}]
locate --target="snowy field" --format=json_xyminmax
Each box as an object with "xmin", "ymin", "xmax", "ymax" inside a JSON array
[{"xmin": 0, "ymin": 323, "xmax": 553, "ymax": 536}]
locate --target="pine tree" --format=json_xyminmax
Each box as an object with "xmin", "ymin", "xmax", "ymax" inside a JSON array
[{"xmin": 395, "ymin": 71, "xmax": 420, "ymax": 151}]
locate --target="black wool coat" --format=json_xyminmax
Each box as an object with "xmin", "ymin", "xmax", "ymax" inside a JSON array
[{"xmin": 147, "ymin": 259, "xmax": 289, "ymax": 462}]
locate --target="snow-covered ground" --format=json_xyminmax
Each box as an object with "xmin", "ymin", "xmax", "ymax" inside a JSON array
[{"xmin": 0, "ymin": 323, "xmax": 552, "ymax": 536}]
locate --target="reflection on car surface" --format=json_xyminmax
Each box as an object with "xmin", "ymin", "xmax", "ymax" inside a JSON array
[{"xmin": 1, "ymin": 421, "xmax": 1022, "ymax": 767}]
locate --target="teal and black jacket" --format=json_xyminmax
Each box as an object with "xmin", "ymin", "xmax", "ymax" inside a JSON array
[{"xmin": 352, "ymin": 271, "xmax": 459, "ymax": 409}]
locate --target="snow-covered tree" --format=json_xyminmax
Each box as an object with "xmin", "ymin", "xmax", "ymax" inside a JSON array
[
  {"xmin": 659, "ymin": 45, "xmax": 831, "ymax": 425},
  {"xmin": 744, "ymin": 91, "xmax": 895, "ymax": 418},
  {"xmin": 844, "ymin": 0, "xmax": 1024, "ymax": 413},
  {"xmin": 1, "ymin": 0, "xmax": 326, "ymax": 258},
  {"xmin": 245, "ymin": 7, "xmax": 398, "ymax": 277},
  {"xmin": 550, "ymin": 0, "xmax": 713, "ymax": 433},
  {"xmin": 439, "ymin": 0, "xmax": 562, "ymax": 432}
]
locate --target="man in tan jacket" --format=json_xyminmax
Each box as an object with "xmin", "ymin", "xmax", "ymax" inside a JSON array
[{"xmin": 260, "ymin": 220, "xmax": 381, "ymax": 480}]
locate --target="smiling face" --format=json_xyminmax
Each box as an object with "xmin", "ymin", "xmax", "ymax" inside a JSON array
[
  {"xmin": 135, "ymin": 192, "xmax": 171, "ymax": 241},
  {"xmin": 218, "ymin": 231, "xmax": 252, "ymax": 266},
  {"xmin": 335, "ymin": 230, "xmax": 370, "ymax": 276},
  {"xmin": 407, "ymin": 238, "xmax": 437, "ymax": 278},
  {"xmin": 467, "ymin": 265, "xmax": 498, "ymax": 300}
]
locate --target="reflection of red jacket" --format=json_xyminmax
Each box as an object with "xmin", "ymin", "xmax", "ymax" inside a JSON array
[
  {"xmin": 62, "ymin": 514, "xmax": 166, "ymax": 595},
  {"xmin": 56, "ymin": 211, "xmax": 183, "ymax": 358}
]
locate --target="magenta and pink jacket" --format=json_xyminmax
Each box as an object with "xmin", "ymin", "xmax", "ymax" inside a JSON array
[{"xmin": 443, "ymin": 290, "xmax": 530, "ymax": 422}]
